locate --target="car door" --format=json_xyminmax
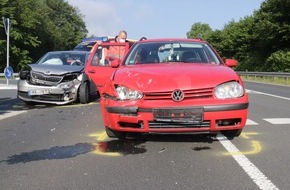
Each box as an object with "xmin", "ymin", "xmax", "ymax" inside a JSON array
[{"xmin": 85, "ymin": 42, "xmax": 129, "ymax": 93}]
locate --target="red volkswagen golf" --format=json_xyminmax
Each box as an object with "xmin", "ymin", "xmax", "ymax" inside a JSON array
[{"xmin": 85, "ymin": 38, "xmax": 249, "ymax": 139}]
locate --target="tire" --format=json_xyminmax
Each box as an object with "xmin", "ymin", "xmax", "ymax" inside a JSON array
[
  {"xmin": 105, "ymin": 127, "xmax": 125, "ymax": 139},
  {"xmin": 78, "ymin": 82, "xmax": 90, "ymax": 104},
  {"xmin": 222, "ymin": 129, "xmax": 242, "ymax": 139}
]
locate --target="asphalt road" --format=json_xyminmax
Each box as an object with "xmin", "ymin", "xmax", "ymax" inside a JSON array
[{"xmin": 0, "ymin": 79, "xmax": 289, "ymax": 190}]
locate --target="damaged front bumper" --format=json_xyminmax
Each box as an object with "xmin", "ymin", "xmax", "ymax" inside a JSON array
[{"xmin": 17, "ymin": 79, "xmax": 81, "ymax": 105}]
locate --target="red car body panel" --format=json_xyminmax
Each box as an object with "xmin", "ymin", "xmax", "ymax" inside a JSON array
[
  {"xmin": 112, "ymin": 63, "xmax": 240, "ymax": 91},
  {"xmin": 85, "ymin": 38, "xmax": 249, "ymax": 138},
  {"xmin": 85, "ymin": 42, "xmax": 130, "ymax": 93}
]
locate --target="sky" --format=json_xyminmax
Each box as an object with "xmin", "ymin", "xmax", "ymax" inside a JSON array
[{"xmin": 65, "ymin": 0, "xmax": 264, "ymax": 40}]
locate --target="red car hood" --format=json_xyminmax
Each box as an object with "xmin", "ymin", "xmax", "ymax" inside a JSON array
[{"xmin": 113, "ymin": 63, "xmax": 241, "ymax": 91}]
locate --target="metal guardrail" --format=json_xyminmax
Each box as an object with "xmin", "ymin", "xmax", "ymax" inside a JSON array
[
  {"xmin": 0, "ymin": 71, "xmax": 289, "ymax": 77},
  {"xmin": 1, "ymin": 72, "xmax": 289, "ymax": 84},
  {"xmin": 0, "ymin": 73, "xmax": 19, "ymax": 77},
  {"xmin": 237, "ymin": 71, "xmax": 290, "ymax": 85}
]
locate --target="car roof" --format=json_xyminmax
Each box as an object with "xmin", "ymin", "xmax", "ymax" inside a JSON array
[
  {"xmin": 136, "ymin": 38, "xmax": 207, "ymax": 44},
  {"xmin": 47, "ymin": 50, "xmax": 89, "ymax": 54}
]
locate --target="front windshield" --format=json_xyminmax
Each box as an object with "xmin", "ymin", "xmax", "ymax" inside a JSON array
[
  {"xmin": 73, "ymin": 41, "xmax": 97, "ymax": 51},
  {"xmin": 124, "ymin": 41, "xmax": 221, "ymax": 65},
  {"xmin": 36, "ymin": 52, "xmax": 89, "ymax": 66}
]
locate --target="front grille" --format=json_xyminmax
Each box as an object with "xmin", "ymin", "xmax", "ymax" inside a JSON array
[
  {"xmin": 18, "ymin": 91, "xmax": 64, "ymax": 101},
  {"xmin": 143, "ymin": 87, "xmax": 213, "ymax": 100},
  {"xmin": 149, "ymin": 120, "xmax": 210, "ymax": 128},
  {"xmin": 30, "ymin": 71, "xmax": 63, "ymax": 86},
  {"xmin": 31, "ymin": 94, "xmax": 64, "ymax": 101}
]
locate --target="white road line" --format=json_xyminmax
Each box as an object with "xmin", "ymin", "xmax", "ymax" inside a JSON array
[
  {"xmin": 0, "ymin": 110, "xmax": 27, "ymax": 120},
  {"xmin": 246, "ymin": 89, "xmax": 290, "ymax": 101},
  {"xmin": 217, "ymin": 134, "xmax": 279, "ymax": 190},
  {"xmin": 246, "ymin": 119, "xmax": 259, "ymax": 125},
  {"xmin": 263, "ymin": 118, "xmax": 290, "ymax": 125},
  {"xmin": 0, "ymin": 85, "xmax": 17, "ymax": 90}
]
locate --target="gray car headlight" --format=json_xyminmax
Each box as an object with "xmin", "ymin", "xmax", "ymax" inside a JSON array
[
  {"xmin": 115, "ymin": 85, "xmax": 143, "ymax": 100},
  {"xmin": 214, "ymin": 81, "xmax": 244, "ymax": 99}
]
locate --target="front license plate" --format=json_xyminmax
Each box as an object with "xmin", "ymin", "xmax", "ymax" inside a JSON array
[
  {"xmin": 153, "ymin": 107, "xmax": 204, "ymax": 123},
  {"xmin": 28, "ymin": 89, "xmax": 50, "ymax": 96}
]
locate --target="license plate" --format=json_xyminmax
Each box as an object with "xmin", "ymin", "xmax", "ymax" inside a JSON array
[
  {"xmin": 28, "ymin": 89, "xmax": 50, "ymax": 96},
  {"xmin": 153, "ymin": 107, "xmax": 204, "ymax": 123}
]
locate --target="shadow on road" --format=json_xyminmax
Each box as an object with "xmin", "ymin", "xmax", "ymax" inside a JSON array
[
  {"xmin": 0, "ymin": 134, "xmax": 216, "ymax": 165},
  {"xmin": 0, "ymin": 93, "xmax": 100, "ymax": 115},
  {"xmin": 0, "ymin": 143, "xmax": 95, "ymax": 165}
]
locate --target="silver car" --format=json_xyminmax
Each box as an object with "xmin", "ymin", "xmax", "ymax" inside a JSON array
[{"xmin": 17, "ymin": 51, "xmax": 97, "ymax": 105}]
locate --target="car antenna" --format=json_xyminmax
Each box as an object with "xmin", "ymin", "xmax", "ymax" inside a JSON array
[{"xmin": 139, "ymin": 37, "xmax": 147, "ymax": 41}]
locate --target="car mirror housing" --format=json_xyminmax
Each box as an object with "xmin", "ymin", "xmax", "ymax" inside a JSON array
[{"xmin": 224, "ymin": 59, "xmax": 238, "ymax": 67}]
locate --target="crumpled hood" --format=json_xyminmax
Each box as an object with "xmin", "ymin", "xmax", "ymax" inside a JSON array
[
  {"xmin": 113, "ymin": 63, "xmax": 241, "ymax": 91},
  {"xmin": 28, "ymin": 64, "xmax": 84, "ymax": 75}
]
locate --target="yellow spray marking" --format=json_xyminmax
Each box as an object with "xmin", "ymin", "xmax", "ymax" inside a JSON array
[
  {"xmin": 89, "ymin": 131, "xmax": 108, "ymax": 141},
  {"xmin": 224, "ymin": 141, "xmax": 261, "ymax": 155},
  {"xmin": 91, "ymin": 142, "xmax": 121, "ymax": 157},
  {"xmin": 88, "ymin": 131, "xmax": 122, "ymax": 157},
  {"xmin": 224, "ymin": 132, "xmax": 262, "ymax": 155},
  {"xmin": 58, "ymin": 102, "xmax": 99, "ymax": 108},
  {"xmin": 241, "ymin": 132, "xmax": 259, "ymax": 139}
]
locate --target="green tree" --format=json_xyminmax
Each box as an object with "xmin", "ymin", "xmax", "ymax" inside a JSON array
[
  {"xmin": 209, "ymin": 17, "xmax": 258, "ymax": 71},
  {"xmin": 0, "ymin": 0, "xmax": 87, "ymax": 72},
  {"xmin": 251, "ymin": 0, "xmax": 290, "ymax": 71},
  {"xmin": 186, "ymin": 0, "xmax": 290, "ymax": 72},
  {"xmin": 186, "ymin": 22, "xmax": 213, "ymax": 40},
  {"xmin": 265, "ymin": 50, "xmax": 290, "ymax": 72}
]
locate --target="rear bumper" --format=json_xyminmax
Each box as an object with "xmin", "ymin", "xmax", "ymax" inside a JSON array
[{"xmin": 103, "ymin": 103, "xmax": 249, "ymax": 134}]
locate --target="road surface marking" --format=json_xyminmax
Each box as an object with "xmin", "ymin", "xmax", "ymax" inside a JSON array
[
  {"xmin": 0, "ymin": 84, "xmax": 17, "ymax": 90},
  {"xmin": 89, "ymin": 132, "xmax": 108, "ymax": 141},
  {"xmin": 224, "ymin": 141, "xmax": 261, "ymax": 155},
  {"xmin": 217, "ymin": 134, "xmax": 279, "ymax": 190},
  {"xmin": 0, "ymin": 110, "xmax": 26, "ymax": 120},
  {"xmin": 241, "ymin": 132, "xmax": 259, "ymax": 139},
  {"xmin": 246, "ymin": 89, "xmax": 290, "ymax": 101},
  {"xmin": 246, "ymin": 119, "xmax": 258, "ymax": 125},
  {"xmin": 263, "ymin": 118, "xmax": 290, "ymax": 124}
]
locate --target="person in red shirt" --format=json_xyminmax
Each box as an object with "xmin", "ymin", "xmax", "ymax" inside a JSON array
[{"xmin": 106, "ymin": 30, "xmax": 128, "ymax": 62}]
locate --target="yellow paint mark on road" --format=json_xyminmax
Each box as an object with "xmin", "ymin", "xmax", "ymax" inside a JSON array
[
  {"xmin": 241, "ymin": 132, "xmax": 259, "ymax": 139},
  {"xmin": 58, "ymin": 102, "xmax": 99, "ymax": 108},
  {"xmin": 91, "ymin": 142, "xmax": 121, "ymax": 156},
  {"xmin": 224, "ymin": 141, "xmax": 261, "ymax": 155},
  {"xmin": 89, "ymin": 131, "xmax": 108, "ymax": 141},
  {"xmin": 88, "ymin": 131, "xmax": 121, "ymax": 156}
]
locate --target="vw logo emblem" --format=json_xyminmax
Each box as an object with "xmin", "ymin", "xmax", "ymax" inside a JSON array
[{"xmin": 172, "ymin": 89, "xmax": 184, "ymax": 102}]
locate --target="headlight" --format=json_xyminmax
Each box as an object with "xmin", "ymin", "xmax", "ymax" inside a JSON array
[
  {"xmin": 19, "ymin": 70, "xmax": 30, "ymax": 80},
  {"xmin": 59, "ymin": 83, "xmax": 75, "ymax": 90},
  {"xmin": 115, "ymin": 85, "xmax": 143, "ymax": 100},
  {"xmin": 214, "ymin": 81, "xmax": 244, "ymax": 99},
  {"xmin": 62, "ymin": 74, "xmax": 79, "ymax": 82}
]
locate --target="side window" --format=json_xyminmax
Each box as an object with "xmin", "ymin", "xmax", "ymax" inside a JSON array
[{"xmin": 91, "ymin": 47, "xmax": 110, "ymax": 66}]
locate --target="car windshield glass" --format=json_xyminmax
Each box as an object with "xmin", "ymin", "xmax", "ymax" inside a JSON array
[
  {"xmin": 124, "ymin": 41, "xmax": 221, "ymax": 65},
  {"xmin": 73, "ymin": 41, "xmax": 97, "ymax": 51},
  {"xmin": 36, "ymin": 52, "xmax": 89, "ymax": 66}
]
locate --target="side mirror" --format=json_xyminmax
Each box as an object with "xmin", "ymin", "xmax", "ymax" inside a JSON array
[
  {"xmin": 111, "ymin": 59, "xmax": 121, "ymax": 68},
  {"xmin": 224, "ymin": 59, "xmax": 237, "ymax": 67}
]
